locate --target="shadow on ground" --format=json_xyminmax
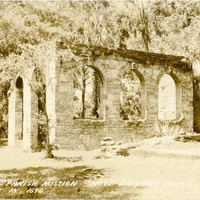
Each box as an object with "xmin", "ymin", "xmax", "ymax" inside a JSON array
[
  {"xmin": 0, "ymin": 166, "xmax": 141, "ymax": 199},
  {"xmin": 0, "ymin": 139, "xmax": 7, "ymax": 148}
]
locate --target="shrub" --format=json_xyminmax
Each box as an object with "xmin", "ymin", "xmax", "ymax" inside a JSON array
[{"xmin": 116, "ymin": 148, "xmax": 130, "ymax": 157}]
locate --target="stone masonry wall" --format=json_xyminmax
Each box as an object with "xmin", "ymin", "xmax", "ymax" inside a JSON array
[
  {"xmin": 55, "ymin": 49, "xmax": 193, "ymax": 150},
  {"xmin": 193, "ymin": 78, "xmax": 200, "ymax": 132}
]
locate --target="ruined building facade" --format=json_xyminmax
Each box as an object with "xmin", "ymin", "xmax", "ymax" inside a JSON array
[{"xmin": 8, "ymin": 43, "xmax": 194, "ymax": 151}]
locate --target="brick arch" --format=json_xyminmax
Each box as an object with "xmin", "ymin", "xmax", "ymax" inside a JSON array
[
  {"xmin": 132, "ymin": 68, "xmax": 145, "ymax": 87},
  {"xmin": 31, "ymin": 67, "xmax": 45, "ymax": 83},
  {"xmin": 118, "ymin": 64, "xmax": 145, "ymax": 84},
  {"xmin": 158, "ymin": 71, "xmax": 181, "ymax": 119},
  {"xmin": 76, "ymin": 58, "xmax": 105, "ymax": 85},
  {"xmin": 157, "ymin": 70, "xmax": 180, "ymax": 85},
  {"xmin": 86, "ymin": 65, "xmax": 104, "ymax": 85}
]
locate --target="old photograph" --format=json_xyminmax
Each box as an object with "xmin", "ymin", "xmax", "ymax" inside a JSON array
[{"xmin": 0, "ymin": 0, "xmax": 200, "ymax": 199}]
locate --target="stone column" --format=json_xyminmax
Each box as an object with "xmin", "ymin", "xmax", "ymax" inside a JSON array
[
  {"xmin": 22, "ymin": 80, "xmax": 32, "ymax": 152},
  {"xmin": 8, "ymin": 87, "xmax": 16, "ymax": 146},
  {"xmin": 105, "ymin": 80, "xmax": 121, "ymax": 120},
  {"xmin": 99, "ymin": 84, "xmax": 105, "ymax": 120},
  {"xmin": 104, "ymin": 61, "xmax": 121, "ymax": 120},
  {"xmin": 55, "ymin": 68, "xmax": 74, "ymax": 147},
  {"xmin": 46, "ymin": 59, "xmax": 56, "ymax": 144},
  {"xmin": 30, "ymin": 88, "xmax": 38, "ymax": 149}
]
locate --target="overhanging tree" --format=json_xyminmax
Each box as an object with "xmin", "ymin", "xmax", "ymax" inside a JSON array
[{"xmin": 1, "ymin": 42, "xmax": 56, "ymax": 157}]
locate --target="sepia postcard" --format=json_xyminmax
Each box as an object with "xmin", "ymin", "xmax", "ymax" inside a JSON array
[{"xmin": 0, "ymin": 0, "xmax": 200, "ymax": 199}]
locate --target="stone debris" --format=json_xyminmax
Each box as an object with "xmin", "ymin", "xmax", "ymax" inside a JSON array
[
  {"xmin": 101, "ymin": 137, "xmax": 113, "ymax": 142},
  {"xmin": 100, "ymin": 140, "xmax": 115, "ymax": 146},
  {"xmin": 174, "ymin": 133, "xmax": 200, "ymax": 142},
  {"xmin": 100, "ymin": 137, "xmax": 136, "ymax": 157}
]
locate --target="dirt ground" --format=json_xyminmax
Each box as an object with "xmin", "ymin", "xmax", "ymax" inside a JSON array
[{"xmin": 1, "ymin": 136, "xmax": 200, "ymax": 200}]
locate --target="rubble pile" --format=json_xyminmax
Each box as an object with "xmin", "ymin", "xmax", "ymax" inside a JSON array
[{"xmin": 100, "ymin": 137, "xmax": 136, "ymax": 157}]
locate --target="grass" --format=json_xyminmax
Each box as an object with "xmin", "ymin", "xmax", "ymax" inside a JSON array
[{"xmin": 0, "ymin": 166, "xmax": 140, "ymax": 199}]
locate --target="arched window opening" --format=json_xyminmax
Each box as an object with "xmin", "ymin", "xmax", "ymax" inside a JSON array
[
  {"xmin": 16, "ymin": 77, "xmax": 23, "ymax": 89},
  {"xmin": 15, "ymin": 77, "xmax": 23, "ymax": 140},
  {"xmin": 73, "ymin": 66, "xmax": 102, "ymax": 119},
  {"xmin": 120, "ymin": 70, "xmax": 142, "ymax": 120},
  {"xmin": 158, "ymin": 74, "xmax": 176, "ymax": 120}
]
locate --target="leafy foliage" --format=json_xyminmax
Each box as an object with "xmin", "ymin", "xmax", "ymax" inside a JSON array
[
  {"xmin": 0, "ymin": 1, "xmax": 200, "ymax": 58},
  {"xmin": 74, "ymin": 66, "xmax": 101, "ymax": 119},
  {"xmin": 120, "ymin": 70, "xmax": 141, "ymax": 120}
]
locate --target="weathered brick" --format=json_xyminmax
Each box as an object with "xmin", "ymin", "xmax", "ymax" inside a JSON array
[{"xmin": 8, "ymin": 44, "xmax": 194, "ymax": 150}]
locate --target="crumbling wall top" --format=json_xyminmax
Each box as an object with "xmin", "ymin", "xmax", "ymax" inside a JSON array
[{"xmin": 57, "ymin": 41, "xmax": 192, "ymax": 71}]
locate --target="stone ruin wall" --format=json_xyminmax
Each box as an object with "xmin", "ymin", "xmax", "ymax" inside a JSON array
[
  {"xmin": 7, "ymin": 45, "xmax": 194, "ymax": 151},
  {"xmin": 54, "ymin": 49, "xmax": 193, "ymax": 150}
]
